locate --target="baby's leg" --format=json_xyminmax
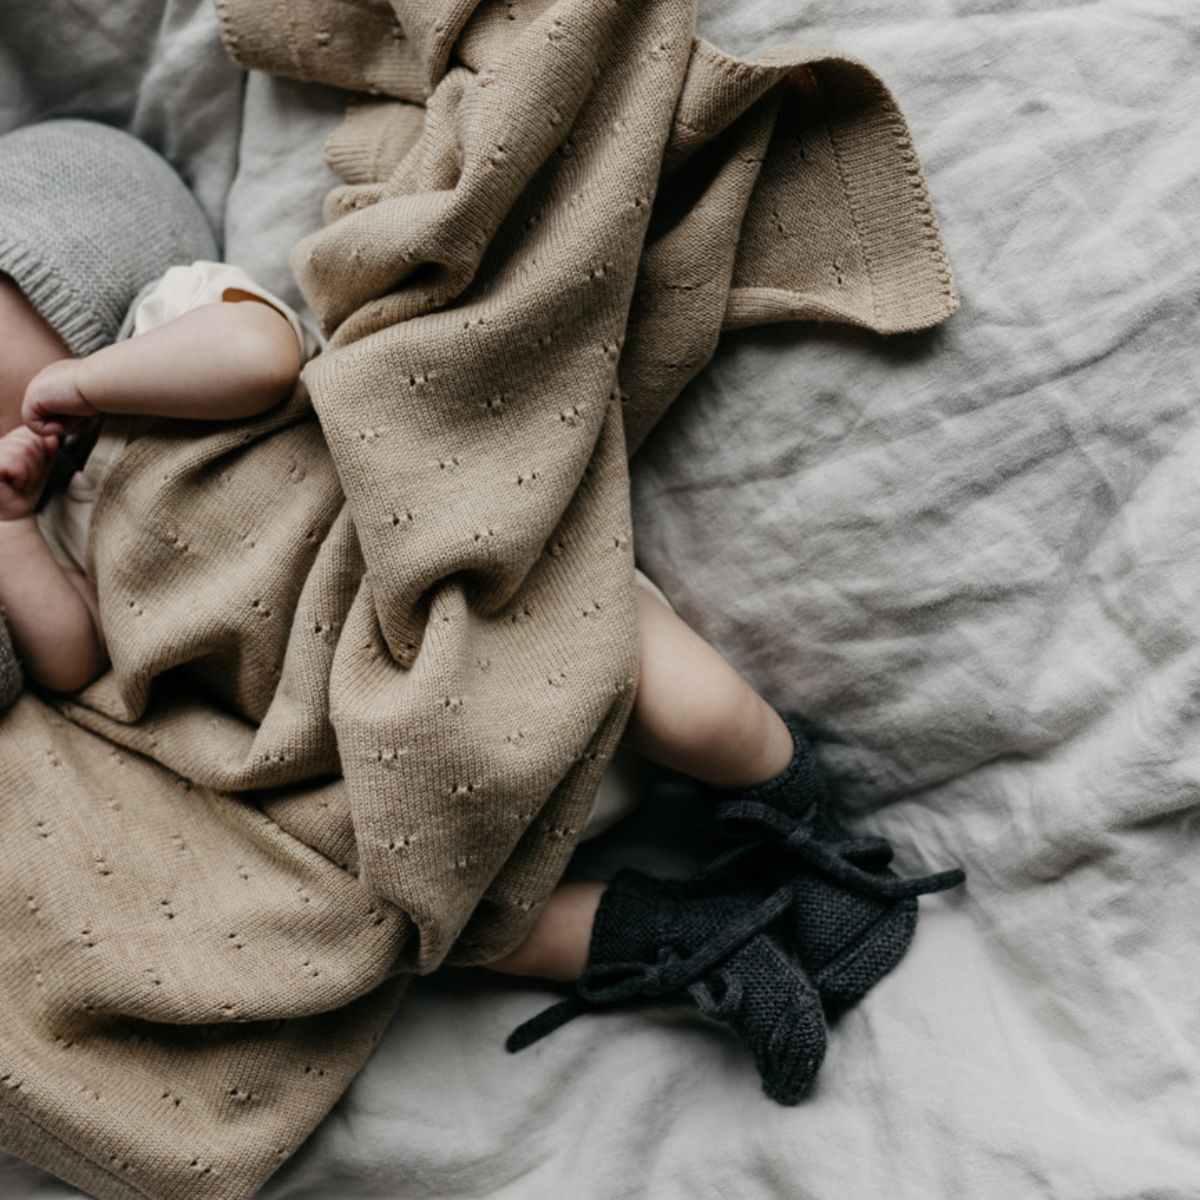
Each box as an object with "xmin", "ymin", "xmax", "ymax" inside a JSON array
[
  {"xmin": 489, "ymin": 580, "xmax": 796, "ymax": 981},
  {"xmin": 624, "ymin": 582, "xmax": 795, "ymax": 788},
  {"xmin": 489, "ymin": 881, "xmax": 602, "ymax": 981},
  {"xmin": 0, "ymin": 428, "xmax": 106, "ymax": 693}
]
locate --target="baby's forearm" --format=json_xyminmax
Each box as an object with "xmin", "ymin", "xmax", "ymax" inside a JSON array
[
  {"xmin": 77, "ymin": 299, "xmax": 302, "ymax": 421},
  {"xmin": 0, "ymin": 518, "xmax": 106, "ymax": 693}
]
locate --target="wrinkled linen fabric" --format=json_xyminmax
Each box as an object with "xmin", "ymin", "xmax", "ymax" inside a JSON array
[
  {"xmin": 3, "ymin": 1, "xmax": 1200, "ymax": 1200},
  {"xmin": 250, "ymin": 3, "xmax": 1200, "ymax": 1199},
  {"xmin": 277, "ymin": 4, "xmax": 1199, "ymax": 1196},
  {"xmin": 0, "ymin": 0, "xmax": 954, "ymax": 1196}
]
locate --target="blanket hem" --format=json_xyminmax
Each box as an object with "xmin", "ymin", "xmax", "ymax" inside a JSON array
[{"xmin": 819, "ymin": 59, "xmax": 958, "ymax": 333}]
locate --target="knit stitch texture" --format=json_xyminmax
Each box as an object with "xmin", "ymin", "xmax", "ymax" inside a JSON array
[
  {"xmin": 0, "ymin": 120, "xmax": 217, "ymax": 357},
  {"xmin": 510, "ymin": 865, "xmax": 828, "ymax": 1104},
  {"xmin": 0, "ymin": 1, "xmax": 956, "ymax": 1196}
]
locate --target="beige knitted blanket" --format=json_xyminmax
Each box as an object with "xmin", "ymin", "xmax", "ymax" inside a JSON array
[{"xmin": 0, "ymin": 1, "xmax": 955, "ymax": 1196}]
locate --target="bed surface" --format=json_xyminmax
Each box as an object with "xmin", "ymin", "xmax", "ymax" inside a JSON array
[{"xmin": 2, "ymin": 0, "xmax": 1198, "ymax": 1195}]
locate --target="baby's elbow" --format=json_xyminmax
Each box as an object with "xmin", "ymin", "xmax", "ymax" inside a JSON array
[
  {"xmin": 228, "ymin": 304, "xmax": 303, "ymax": 413},
  {"xmin": 257, "ymin": 328, "xmax": 304, "ymax": 407}
]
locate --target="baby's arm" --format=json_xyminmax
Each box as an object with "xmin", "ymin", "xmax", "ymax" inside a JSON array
[
  {"xmin": 21, "ymin": 296, "xmax": 302, "ymax": 435},
  {"xmin": 0, "ymin": 429, "xmax": 105, "ymax": 693}
]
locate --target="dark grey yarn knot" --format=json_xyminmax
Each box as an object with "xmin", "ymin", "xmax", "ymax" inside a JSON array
[
  {"xmin": 506, "ymin": 883, "xmax": 794, "ymax": 1052},
  {"xmin": 713, "ymin": 798, "xmax": 966, "ymax": 901},
  {"xmin": 705, "ymin": 710, "xmax": 967, "ymax": 1012}
]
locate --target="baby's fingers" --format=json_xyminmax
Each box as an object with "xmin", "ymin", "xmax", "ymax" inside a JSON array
[
  {"xmin": 23, "ymin": 398, "xmax": 79, "ymax": 437},
  {"xmin": 0, "ymin": 429, "xmax": 57, "ymax": 504},
  {"xmin": 22, "ymin": 359, "xmax": 95, "ymax": 436}
]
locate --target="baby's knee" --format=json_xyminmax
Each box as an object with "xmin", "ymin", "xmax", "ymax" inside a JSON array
[{"xmin": 696, "ymin": 682, "xmax": 770, "ymax": 759}]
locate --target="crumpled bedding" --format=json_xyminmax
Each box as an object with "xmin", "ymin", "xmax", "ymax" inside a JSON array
[{"xmin": 3, "ymin": 0, "xmax": 1199, "ymax": 1196}]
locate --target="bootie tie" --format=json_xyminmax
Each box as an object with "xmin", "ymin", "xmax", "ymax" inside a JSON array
[
  {"xmin": 507, "ymin": 866, "xmax": 827, "ymax": 1105},
  {"xmin": 706, "ymin": 712, "xmax": 966, "ymax": 1014}
]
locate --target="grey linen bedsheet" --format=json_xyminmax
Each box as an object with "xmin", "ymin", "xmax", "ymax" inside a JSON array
[{"xmin": 2, "ymin": 0, "xmax": 1198, "ymax": 1196}]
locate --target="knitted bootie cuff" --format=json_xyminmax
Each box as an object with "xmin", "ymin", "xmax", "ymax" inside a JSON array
[
  {"xmin": 586, "ymin": 867, "xmax": 762, "ymax": 976},
  {"xmin": 724, "ymin": 709, "xmax": 828, "ymax": 815}
]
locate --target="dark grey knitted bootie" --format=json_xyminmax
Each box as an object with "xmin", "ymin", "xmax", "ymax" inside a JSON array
[
  {"xmin": 0, "ymin": 613, "xmax": 21, "ymax": 711},
  {"xmin": 708, "ymin": 712, "xmax": 965, "ymax": 1014},
  {"xmin": 507, "ymin": 867, "xmax": 827, "ymax": 1105}
]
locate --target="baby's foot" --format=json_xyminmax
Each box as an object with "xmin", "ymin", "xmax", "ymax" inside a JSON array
[
  {"xmin": 507, "ymin": 868, "xmax": 827, "ymax": 1104},
  {"xmin": 0, "ymin": 425, "xmax": 58, "ymax": 520},
  {"xmin": 22, "ymin": 358, "xmax": 97, "ymax": 436},
  {"xmin": 709, "ymin": 712, "xmax": 966, "ymax": 1014}
]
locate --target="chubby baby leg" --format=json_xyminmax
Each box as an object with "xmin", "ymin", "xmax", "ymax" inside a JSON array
[
  {"xmin": 487, "ymin": 881, "xmax": 603, "ymax": 982},
  {"xmin": 488, "ymin": 579, "xmax": 797, "ymax": 983},
  {"xmin": 623, "ymin": 580, "xmax": 795, "ymax": 789}
]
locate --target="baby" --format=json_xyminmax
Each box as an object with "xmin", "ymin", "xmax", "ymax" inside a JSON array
[
  {"xmin": 0, "ymin": 268, "xmax": 308, "ymax": 692},
  {"xmin": 0, "ymin": 120, "xmax": 963, "ymax": 1106}
]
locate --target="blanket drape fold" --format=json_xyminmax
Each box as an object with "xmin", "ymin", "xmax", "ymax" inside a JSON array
[{"xmin": 0, "ymin": 0, "xmax": 955, "ymax": 1195}]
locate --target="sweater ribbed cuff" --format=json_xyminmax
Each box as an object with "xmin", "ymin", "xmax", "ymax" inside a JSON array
[
  {"xmin": 323, "ymin": 100, "xmax": 427, "ymax": 186},
  {"xmin": 0, "ymin": 234, "xmax": 109, "ymax": 357}
]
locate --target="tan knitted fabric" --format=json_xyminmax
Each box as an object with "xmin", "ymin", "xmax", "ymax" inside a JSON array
[{"xmin": 0, "ymin": 1, "xmax": 956, "ymax": 1196}]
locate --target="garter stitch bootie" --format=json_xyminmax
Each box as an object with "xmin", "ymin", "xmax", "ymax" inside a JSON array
[
  {"xmin": 507, "ymin": 867, "xmax": 827, "ymax": 1104},
  {"xmin": 707, "ymin": 712, "xmax": 966, "ymax": 1014}
]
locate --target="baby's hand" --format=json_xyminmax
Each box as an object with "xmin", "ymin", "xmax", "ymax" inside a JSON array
[
  {"xmin": 22, "ymin": 358, "xmax": 98, "ymax": 436},
  {"xmin": 0, "ymin": 426, "xmax": 58, "ymax": 521}
]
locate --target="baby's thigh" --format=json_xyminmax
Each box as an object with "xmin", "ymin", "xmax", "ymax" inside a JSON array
[
  {"xmin": 634, "ymin": 565, "xmax": 672, "ymax": 610},
  {"xmin": 579, "ymin": 567, "xmax": 673, "ymax": 840}
]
